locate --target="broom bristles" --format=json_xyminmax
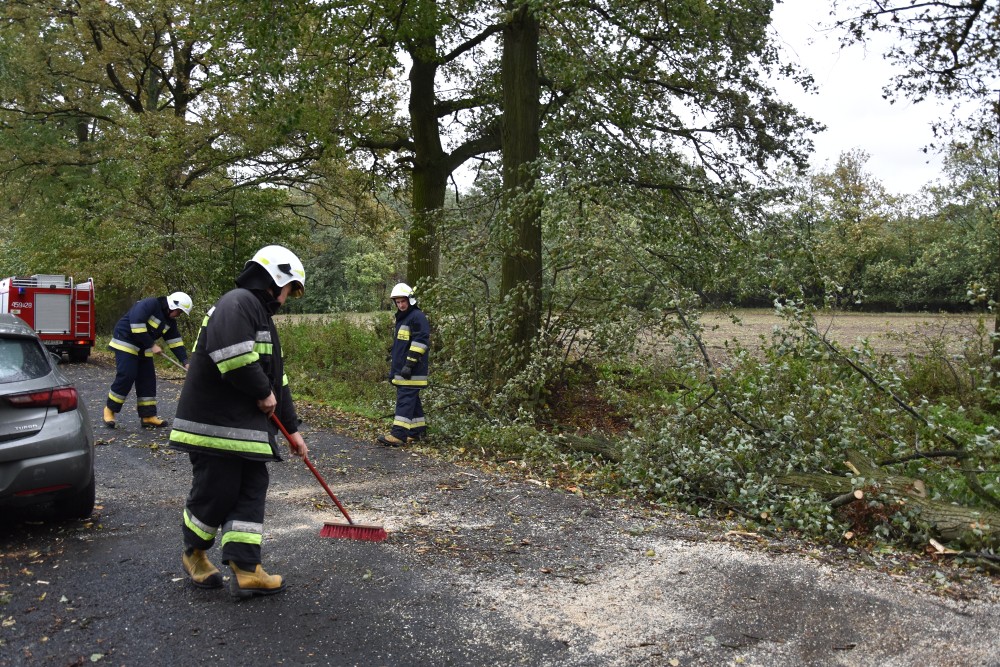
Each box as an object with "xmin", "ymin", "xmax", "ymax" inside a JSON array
[{"xmin": 320, "ymin": 521, "xmax": 388, "ymax": 542}]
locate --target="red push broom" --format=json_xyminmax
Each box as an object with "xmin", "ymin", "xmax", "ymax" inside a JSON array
[
  {"xmin": 159, "ymin": 356, "xmax": 384, "ymax": 540},
  {"xmin": 271, "ymin": 414, "xmax": 388, "ymax": 542}
]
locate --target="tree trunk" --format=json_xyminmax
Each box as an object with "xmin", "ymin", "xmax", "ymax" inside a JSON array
[
  {"xmin": 407, "ymin": 29, "xmax": 446, "ymax": 285},
  {"xmin": 499, "ymin": 1, "xmax": 542, "ymax": 369},
  {"xmin": 992, "ymin": 216, "xmax": 1000, "ymax": 390},
  {"xmin": 409, "ymin": 155, "xmax": 445, "ymax": 284},
  {"xmin": 992, "ymin": 92, "xmax": 1000, "ymax": 389},
  {"xmin": 776, "ymin": 450, "xmax": 1000, "ymax": 548}
]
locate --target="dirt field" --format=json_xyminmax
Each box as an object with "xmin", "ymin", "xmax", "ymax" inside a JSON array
[
  {"xmin": 697, "ymin": 309, "xmax": 989, "ymax": 359},
  {"xmin": 277, "ymin": 309, "xmax": 992, "ymax": 361}
]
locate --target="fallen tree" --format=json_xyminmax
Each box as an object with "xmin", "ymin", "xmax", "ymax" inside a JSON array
[{"xmin": 778, "ymin": 449, "xmax": 1000, "ymax": 549}]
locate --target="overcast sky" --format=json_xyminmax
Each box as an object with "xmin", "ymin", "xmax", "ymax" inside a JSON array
[{"xmin": 770, "ymin": 3, "xmax": 953, "ymax": 195}]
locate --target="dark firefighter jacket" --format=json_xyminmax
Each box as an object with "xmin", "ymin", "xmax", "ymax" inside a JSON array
[
  {"xmin": 168, "ymin": 288, "xmax": 297, "ymax": 461},
  {"xmin": 109, "ymin": 296, "xmax": 188, "ymax": 363},
  {"xmin": 389, "ymin": 305, "xmax": 429, "ymax": 387}
]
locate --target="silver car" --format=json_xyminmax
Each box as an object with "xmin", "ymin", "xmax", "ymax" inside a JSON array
[{"xmin": 0, "ymin": 313, "xmax": 95, "ymax": 520}]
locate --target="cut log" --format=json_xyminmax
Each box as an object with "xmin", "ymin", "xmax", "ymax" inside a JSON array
[
  {"xmin": 892, "ymin": 494, "xmax": 1000, "ymax": 542},
  {"xmin": 774, "ymin": 472, "xmax": 852, "ymax": 495},
  {"xmin": 776, "ymin": 450, "xmax": 1000, "ymax": 548},
  {"xmin": 845, "ymin": 450, "xmax": 926, "ymax": 498},
  {"xmin": 831, "ymin": 490, "xmax": 864, "ymax": 508},
  {"xmin": 555, "ymin": 432, "xmax": 622, "ymax": 462}
]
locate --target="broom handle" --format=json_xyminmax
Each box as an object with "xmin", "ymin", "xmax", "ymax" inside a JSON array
[
  {"xmin": 160, "ymin": 357, "xmax": 356, "ymax": 524},
  {"xmin": 270, "ymin": 413, "xmax": 355, "ymax": 525},
  {"xmin": 157, "ymin": 350, "xmax": 187, "ymax": 371}
]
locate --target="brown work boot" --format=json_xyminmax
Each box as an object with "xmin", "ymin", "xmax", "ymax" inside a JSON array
[
  {"xmin": 103, "ymin": 407, "xmax": 117, "ymax": 429},
  {"xmin": 377, "ymin": 433, "xmax": 405, "ymax": 447},
  {"xmin": 141, "ymin": 415, "xmax": 168, "ymax": 428},
  {"xmin": 228, "ymin": 563, "xmax": 285, "ymax": 599},
  {"xmin": 182, "ymin": 549, "xmax": 223, "ymax": 589}
]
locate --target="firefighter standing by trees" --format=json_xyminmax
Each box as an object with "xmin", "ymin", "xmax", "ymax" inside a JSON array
[
  {"xmin": 104, "ymin": 292, "xmax": 193, "ymax": 429},
  {"xmin": 169, "ymin": 245, "xmax": 308, "ymax": 599},
  {"xmin": 378, "ymin": 282, "xmax": 430, "ymax": 446}
]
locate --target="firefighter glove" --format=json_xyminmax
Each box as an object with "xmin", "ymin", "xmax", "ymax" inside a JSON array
[{"xmin": 400, "ymin": 364, "xmax": 413, "ymax": 380}]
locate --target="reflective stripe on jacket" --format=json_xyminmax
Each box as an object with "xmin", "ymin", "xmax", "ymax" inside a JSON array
[
  {"xmin": 109, "ymin": 296, "xmax": 188, "ymax": 363},
  {"xmin": 390, "ymin": 306, "xmax": 430, "ymax": 387},
  {"xmin": 168, "ymin": 288, "xmax": 296, "ymax": 461}
]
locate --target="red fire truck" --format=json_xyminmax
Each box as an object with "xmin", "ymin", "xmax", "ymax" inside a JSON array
[{"xmin": 0, "ymin": 275, "xmax": 96, "ymax": 362}]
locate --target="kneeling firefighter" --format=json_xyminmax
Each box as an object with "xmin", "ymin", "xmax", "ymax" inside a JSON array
[
  {"xmin": 104, "ymin": 292, "xmax": 192, "ymax": 429},
  {"xmin": 168, "ymin": 245, "xmax": 308, "ymax": 599}
]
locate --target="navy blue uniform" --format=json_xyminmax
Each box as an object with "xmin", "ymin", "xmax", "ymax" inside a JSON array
[
  {"xmin": 389, "ymin": 305, "xmax": 429, "ymax": 441},
  {"xmin": 106, "ymin": 296, "xmax": 188, "ymax": 418},
  {"xmin": 169, "ymin": 287, "xmax": 298, "ymax": 567}
]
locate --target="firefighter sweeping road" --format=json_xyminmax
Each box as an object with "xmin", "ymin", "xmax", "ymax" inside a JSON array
[{"xmin": 1, "ymin": 357, "xmax": 999, "ymax": 666}]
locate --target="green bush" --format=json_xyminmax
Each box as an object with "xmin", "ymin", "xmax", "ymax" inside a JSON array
[
  {"xmin": 279, "ymin": 314, "xmax": 392, "ymax": 418},
  {"xmin": 602, "ymin": 303, "xmax": 1000, "ymax": 548}
]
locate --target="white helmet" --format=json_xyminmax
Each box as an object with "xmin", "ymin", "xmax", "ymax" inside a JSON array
[
  {"xmin": 248, "ymin": 245, "xmax": 305, "ymax": 296},
  {"xmin": 167, "ymin": 291, "xmax": 193, "ymax": 315},
  {"xmin": 390, "ymin": 282, "xmax": 415, "ymax": 305}
]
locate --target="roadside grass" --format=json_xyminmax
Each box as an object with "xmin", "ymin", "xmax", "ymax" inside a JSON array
[
  {"xmin": 279, "ymin": 313, "xmax": 393, "ymax": 420},
  {"xmin": 95, "ymin": 313, "xmax": 394, "ymax": 422}
]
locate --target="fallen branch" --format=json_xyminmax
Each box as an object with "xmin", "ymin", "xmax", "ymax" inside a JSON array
[
  {"xmin": 808, "ymin": 327, "xmax": 1000, "ymax": 514},
  {"xmin": 777, "ymin": 450, "xmax": 1000, "ymax": 548},
  {"xmin": 928, "ymin": 543, "xmax": 1000, "ymax": 574},
  {"xmin": 555, "ymin": 432, "xmax": 622, "ymax": 462},
  {"xmin": 831, "ymin": 489, "xmax": 865, "ymax": 508},
  {"xmin": 877, "ymin": 450, "xmax": 969, "ymax": 466}
]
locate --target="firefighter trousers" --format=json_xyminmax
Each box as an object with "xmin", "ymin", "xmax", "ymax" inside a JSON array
[
  {"xmin": 107, "ymin": 350, "xmax": 158, "ymax": 417},
  {"xmin": 181, "ymin": 453, "xmax": 270, "ymax": 567},
  {"xmin": 391, "ymin": 385, "xmax": 426, "ymax": 441}
]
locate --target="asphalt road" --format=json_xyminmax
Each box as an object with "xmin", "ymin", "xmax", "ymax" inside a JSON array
[{"xmin": 1, "ymin": 357, "xmax": 999, "ymax": 667}]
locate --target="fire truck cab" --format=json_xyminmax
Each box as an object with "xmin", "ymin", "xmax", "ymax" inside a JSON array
[{"xmin": 0, "ymin": 275, "xmax": 96, "ymax": 362}]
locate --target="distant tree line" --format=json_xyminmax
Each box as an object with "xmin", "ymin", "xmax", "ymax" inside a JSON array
[{"xmin": 706, "ymin": 142, "xmax": 1000, "ymax": 313}]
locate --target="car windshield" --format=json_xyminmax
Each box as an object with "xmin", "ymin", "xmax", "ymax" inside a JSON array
[{"xmin": 0, "ymin": 337, "xmax": 52, "ymax": 383}]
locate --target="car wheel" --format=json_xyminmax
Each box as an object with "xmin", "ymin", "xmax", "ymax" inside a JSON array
[{"xmin": 53, "ymin": 475, "xmax": 96, "ymax": 520}]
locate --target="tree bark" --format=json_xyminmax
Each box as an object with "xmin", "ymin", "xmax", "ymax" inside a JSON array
[
  {"xmin": 776, "ymin": 450, "xmax": 1000, "ymax": 548},
  {"xmin": 407, "ymin": 34, "xmax": 447, "ymax": 285},
  {"xmin": 499, "ymin": 1, "xmax": 542, "ymax": 370},
  {"xmin": 555, "ymin": 432, "xmax": 623, "ymax": 462}
]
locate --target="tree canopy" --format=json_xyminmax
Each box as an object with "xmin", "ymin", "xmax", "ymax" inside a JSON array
[
  {"xmin": 835, "ymin": 0, "xmax": 1000, "ymax": 135},
  {"xmin": 0, "ymin": 0, "xmax": 336, "ymax": 315}
]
